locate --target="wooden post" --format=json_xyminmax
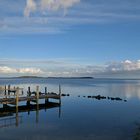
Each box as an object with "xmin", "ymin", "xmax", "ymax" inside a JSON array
[
  {"xmin": 16, "ymin": 87, "xmax": 19, "ymax": 127},
  {"xmin": 45, "ymin": 87, "xmax": 47, "ymax": 95},
  {"xmin": 59, "ymin": 85, "xmax": 61, "ymax": 95},
  {"xmin": 59, "ymin": 85, "xmax": 61, "ymax": 105},
  {"xmin": 28, "ymin": 87, "xmax": 31, "ymax": 96},
  {"xmin": 45, "ymin": 87, "xmax": 48, "ymax": 104},
  {"xmin": 36, "ymin": 86, "xmax": 39, "ymax": 123},
  {"xmin": 16, "ymin": 87, "xmax": 19, "ymax": 108},
  {"xmin": 8, "ymin": 85, "xmax": 10, "ymax": 95},
  {"xmin": 22, "ymin": 90, "xmax": 24, "ymax": 95},
  {"xmin": 36, "ymin": 86, "xmax": 39, "ymax": 104},
  {"xmin": 4, "ymin": 85, "xmax": 6, "ymax": 96},
  {"xmin": 14, "ymin": 86, "xmax": 16, "ymax": 96}
]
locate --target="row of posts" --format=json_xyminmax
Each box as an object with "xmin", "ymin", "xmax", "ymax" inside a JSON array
[
  {"xmin": 3, "ymin": 85, "xmax": 61, "ymax": 126},
  {"xmin": 2, "ymin": 85, "xmax": 61, "ymax": 108}
]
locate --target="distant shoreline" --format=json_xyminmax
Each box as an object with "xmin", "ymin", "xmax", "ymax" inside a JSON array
[
  {"xmin": 17, "ymin": 76, "xmax": 94, "ymax": 79},
  {"xmin": 0, "ymin": 76, "xmax": 140, "ymax": 80},
  {"xmin": 0, "ymin": 76, "xmax": 94, "ymax": 79}
]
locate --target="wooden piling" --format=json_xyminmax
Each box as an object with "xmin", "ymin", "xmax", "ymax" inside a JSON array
[
  {"xmin": 28, "ymin": 87, "xmax": 31, "ymax": 96},
  {"xmin": 15, "ymin": 87, "xmax": 19, "ymax": 126},
  {"xmin": 16, "ymin": 87, "xmax": 19, "ymax": 108},
  {"xmin": 59, "ymin": 85, "xmax": 61, "ymax": 104},
  {"xmin": 45, "ymin": 87, "xmax": 47, "ymax": 95},
  {"xmin": 36, "ymin": 86, "xmax": 39, "ymax": 104},
  {"xmin": 8, "ymin": 85, "xmax": 10, "ymax": 95},
  {"xmin": 45, "ymin": 87, "xmax": 48, "ymax": 103},
  {"xmin": 4, "ymin": 85, "xmax": 6, "ymax": 96},
  {"xmin": 36, "ymin": 86, "xmax": 39, "ymax": 123}
]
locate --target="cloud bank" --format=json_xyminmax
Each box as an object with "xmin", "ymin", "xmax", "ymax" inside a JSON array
[
  {"xmin": 0, "ymin": 59, "xmax": 140, "ymax": 78},
  {"xmin": 0, "ymin": 66, "xmax": 43, "ymax": 74}
]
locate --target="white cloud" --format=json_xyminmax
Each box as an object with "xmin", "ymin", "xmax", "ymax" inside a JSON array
[
  {"xmin": 24, "ymin": 0, "xmax": 37, "ymax": 17},
  {"xmin": 0, "ymin": 0, "xmax": 140, "ymax": 35},
  {"xmin": 0, "ymin": 59, "xmax": 140, "ymax": 78},
  {"xmin": 0, "ymin": 66, "xmax": 43, "ymax": 74},
  {"xmin": 18, "ymin": 68, "xmax": 43, "ymax": 74},
  {"xmin": 0, "ymin": 66, "xmax": 17, "ymax": 74},
  {"xmin": 24, "ymin": 0, "xmax": 80, "ymax": 17},
  {"xmin": 106, "ymin": 60, "xmax": 140, "ymax": 72},
  {"xmin": 41, "ymin": 0, "xmax": 80, "ymax": 11}
]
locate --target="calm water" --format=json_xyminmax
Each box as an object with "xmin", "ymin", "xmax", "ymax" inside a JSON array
[{"xmin": 0, "ymin": 78, "xmax": 140, "ymax": 140}]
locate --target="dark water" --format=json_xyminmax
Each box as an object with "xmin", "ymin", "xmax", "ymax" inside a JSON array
[{"xmin": 0, "ymin": 78, "xmax": 140, "ymax": 140}]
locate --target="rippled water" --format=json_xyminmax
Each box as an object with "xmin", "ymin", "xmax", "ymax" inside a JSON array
[{"xmin": 0, "ymin": 78, "xmax": 140, "ymax": 140}]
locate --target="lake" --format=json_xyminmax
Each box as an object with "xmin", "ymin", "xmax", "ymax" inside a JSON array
[{"xmin": 0, "ymin": 78, "xmax": 140, "ymax": 140}]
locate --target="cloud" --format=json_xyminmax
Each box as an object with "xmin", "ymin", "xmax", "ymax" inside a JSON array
[
  {"xmin": 0, "ymin": 59, "xmax": 140, "ymax": 78},
  {"xmin": 0, "ymin": 66, "xmax": 17, "ymax": 74},
  {"xmin": 106, "ymin": 60, "xmax": 140, "ymax": 72},
  {"xmin": 18, "ymin": 68, "xmax": 43, "ymax": 74},
  {"xmin": 0, "ymin": 66, "xmax": 43, "ymax": 74},
  {"xmin": 24, "ymin": 0, "xmax": 37, "ymax": 17},
  {"xmin": 24, "ymin": 0, "xmax": 80, "ymax": 17},
  {"xmin": 0, "ymin": 0, "xmax": 140, "ymax": 34}
]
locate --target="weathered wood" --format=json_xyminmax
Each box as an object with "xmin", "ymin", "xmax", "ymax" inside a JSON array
[
  {"xmin": 4, "ymin": 85, "xmax": 6, "ymax": 95},
  {"xmin": 16, "ymin": 87, "xmax": 19, "ymax": 108},
  {"xmin": 8, "ymin": 85, "xmax": 10, "ymax": 95},
  {"xmin": 45, "ymin": 87, "xmax": 47, "ymax": 95},
  {"xmin": 0, "ymin": 85, "xmax": 61, "ymax": 107},
  {"xmin": 59, "ymin": 85, "xmax": 61, "ymax": 104}
]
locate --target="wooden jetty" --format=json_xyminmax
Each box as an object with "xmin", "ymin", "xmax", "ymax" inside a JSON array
[
  {"xmin": 0, "ymin": 85, "xmax": 61, "ymax": 106},
  {"xmin": 0, "ymin": 85, "xmax": 62, "ymax": 127}
]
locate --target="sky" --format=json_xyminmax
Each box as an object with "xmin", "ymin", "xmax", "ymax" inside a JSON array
[{"xmin": 0, "ymin": 0, "xmax": 140, "ymax": 78}]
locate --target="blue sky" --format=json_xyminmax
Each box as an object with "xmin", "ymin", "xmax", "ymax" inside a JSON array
[{"xmin": 0, "ymin": 0, "xmax": 140, "ymax": 78}]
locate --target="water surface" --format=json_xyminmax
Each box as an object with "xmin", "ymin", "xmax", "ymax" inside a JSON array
[{"xmin": 0, "ymin": 78, "xmax": 140, "ymax": 140}]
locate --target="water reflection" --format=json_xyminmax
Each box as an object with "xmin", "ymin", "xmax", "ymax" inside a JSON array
[
  {"xmin": 0, "ymin": 101, "xmax": 61, "ymax": 128},
  {"xmin": 1, "ymin": 78, "xmax": 140, "ymax": 100},
  {"xmin": 0, "ymin": 78, "xmax": 140, "ymax": 140}
]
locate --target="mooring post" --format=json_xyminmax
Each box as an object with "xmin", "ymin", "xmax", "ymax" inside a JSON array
[
  {"xmin": 59, "ymin": 85, "xmax": 61, "ymax": 105},
  {"xmin": 8, "ymin": 85, "xmax": 10, "ymax": 95},
  {"xmin": 14, "ymin": 86, "xmax": 16, "ymax": 96},
  {"xmin": 4, "ymin": 85, "xmax": 6, "ymax": 96},
  {"xmin": 16, "ymin": 87, "xmax": 19, "ymax": 108},
  {"xmin": 36, "ymin": 86, "xmax": 39, "ymax": 104},
  {"xmin": 45, "ymin": 87, "xmax": 48, "ymax": 104},
  {"xmin": 45, "ymin": 87, "xmax": 47, "ymax": 95},
  {"xmin": 22, "ymin": 89, "xmax": 24, "ymax": 95},
  {"xmin": 15, "ymin": 87, "xmax": 19, "ymax": 127},
  {"xmin": 36, "ymin": 86, "xmax": 39, "ymax": 123},
  {"xmin": 28, "ymin": 87, "xmax": 31, "ymax": 96}
]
